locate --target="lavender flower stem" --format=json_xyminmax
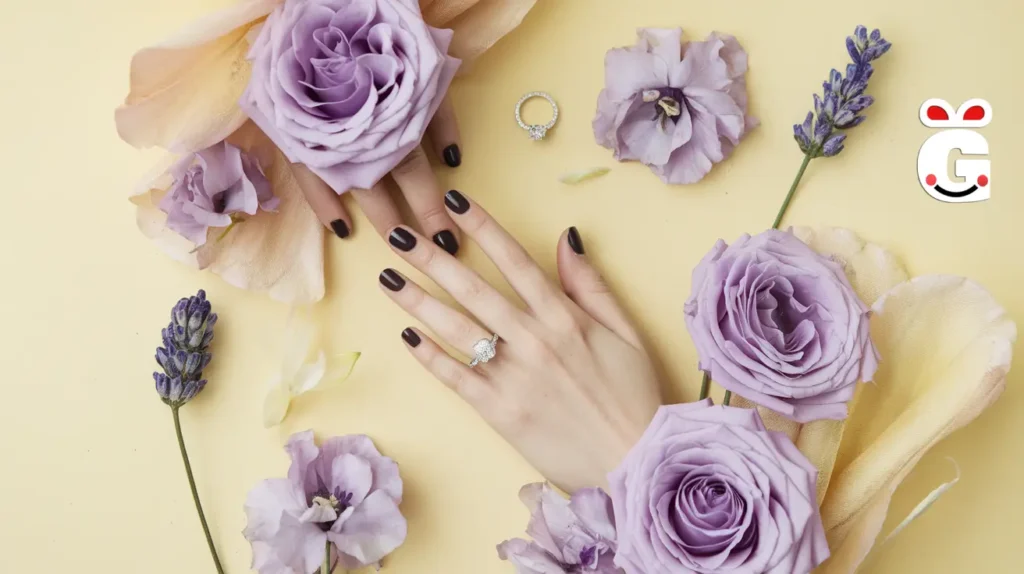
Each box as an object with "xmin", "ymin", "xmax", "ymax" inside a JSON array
[
  {"xmin": 173, "ymin": 406, "xmax": 225, "ymax": 574},
  {"xmin": 772, "ymin": 153, "xmax": 813, "ymax": 230},
  {"xmin": 698, "ymin": 372, "xmax": 711, "ymax": 401}
]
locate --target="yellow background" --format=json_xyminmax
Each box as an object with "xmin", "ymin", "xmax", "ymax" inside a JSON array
[{"xmin": 1, "ymin": 0, "xmax": 1021, "ymax": 572}]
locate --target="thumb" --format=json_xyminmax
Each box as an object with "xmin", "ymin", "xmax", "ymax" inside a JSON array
[{"xmin": 557, "ymin": 226, "xmax": 642, "ymax": 347}]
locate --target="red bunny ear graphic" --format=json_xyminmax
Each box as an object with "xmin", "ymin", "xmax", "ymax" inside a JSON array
[
  {"xmin": 963, "ymin": 105, "xmax": 986, "ymax": 121},
  {"xmin": 927, "ymin": 105, "xmax": 949, "ymax": 121}
]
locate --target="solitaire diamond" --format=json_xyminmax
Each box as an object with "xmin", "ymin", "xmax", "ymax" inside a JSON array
[
  {"xmin": 528, "ymin": 125, "xmax": 547, "ymax": 140},
  {"xmin": 469, "ymin": 334, "xmax": 500, "ymax": 367}
]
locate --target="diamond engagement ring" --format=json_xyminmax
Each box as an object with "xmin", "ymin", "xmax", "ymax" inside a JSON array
[
  {"xmin": 515, "ymin": 92, "xmax": 558, "ymax": 141},
  {"xmin": 468, "ymin": 334, "xmax": 500, "ymax": 367}
]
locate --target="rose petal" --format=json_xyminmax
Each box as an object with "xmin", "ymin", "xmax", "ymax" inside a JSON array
[{"xmin": 817, "ymin": 275, "xmax": 1015, "ymax": 573}]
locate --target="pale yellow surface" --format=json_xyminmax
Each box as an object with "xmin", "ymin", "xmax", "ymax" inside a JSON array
[{"xmin": 1, "ymin": 1, "xmax": 1022, "ymax": 572}]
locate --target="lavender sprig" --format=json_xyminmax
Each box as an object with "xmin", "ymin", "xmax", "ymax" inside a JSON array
[
  {"xmin": 772, "ymin": 25, "xmax": 891, "ymax": 231},
  {"xmin": 152, "ymin": 289, "xmax": 225, "ymax": 574}
]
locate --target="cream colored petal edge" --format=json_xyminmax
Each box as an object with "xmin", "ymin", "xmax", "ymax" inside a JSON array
[
  {"xmin": 815, "ymin": 275, "xmax": 1015, "ymax": 573},
  {"xmin": 114, "ymin": 0, "xmax": 279, "ymax": 152},
  {"xmin": 444, "ymin": 0, "xmax": 539, "ymax": 67}
]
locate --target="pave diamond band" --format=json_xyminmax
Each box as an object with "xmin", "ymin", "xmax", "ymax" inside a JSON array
[
  {"xmin": 515, "ymin": 92, "xmax": 558, "ymax": 141},
  {"xmin": 468, "ymin": 334, "xmax": 500, "ymax": 367}
]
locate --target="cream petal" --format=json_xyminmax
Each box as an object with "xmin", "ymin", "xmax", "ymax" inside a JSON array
[
  {"xmin": 441, "ymin": 0, "xmax": 539, "ymax": 69},
  {"xmin": 115, "ymin": 0, "xmax": 282, "ymax": 152},
  {"xmin": 816, "ymin": 275, "xmax": 1016, "ymax": 573}
]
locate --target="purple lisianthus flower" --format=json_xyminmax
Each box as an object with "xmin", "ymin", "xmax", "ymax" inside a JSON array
[
  {"xmin": 685, "ymin": 230, "xmax": 879, "ymax": 422},
  {"xmin": 160, "ymin": 141, "xmax": 277, "ymax": 246},
  {"xmin": 244, "ymin": 430, "xmax": 407, "ymax": 572},
  {"xmin": 241, "ymin": 0, "xmax": 460, "ymax": 194},
  {"xmin": 498, "ymin": 482, "xmax": 622, "ymax": 574},
  {"xmin": 593, "ymin": 28, "xmax": 757, "ymax": 185},
  {"xmin": 609, "ymin": 399, "xmax": 830, "ymax": 574}
]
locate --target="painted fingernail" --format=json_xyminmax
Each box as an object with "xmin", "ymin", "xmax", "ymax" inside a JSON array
[
  {"xmin": 444, "ymin": 190, "xmax": 470, "ymax": 214},
  {"xmin": 402, "ymin": 328, "xmax": 421, "ymax": 347},
  {"xmin": 443, "ymin": 144, "xmax": 462, "ymax": 168},
  {"xmin": 568, "ymin": 226, "xmax": 585, "ymax": 255},
  {"xmin": 330, "ymin": 219, "xmax": 350, "ymax": 239},
  {"xmin": 379, "ymin": 269, "xmax": 405, "ymax": 292},
  {"xmin": 433, "ymin": 230, "xmax": 459, "ymax": 255},
  {"xmin": 389, "ymin": 227, "xmax": 417, "ymax": 251}
]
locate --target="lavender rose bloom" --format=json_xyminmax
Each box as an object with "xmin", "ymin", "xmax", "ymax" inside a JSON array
[
  {"xmin": 498, "ymin": 482, "xmax": 623, "ymax": 574},
  {"xmin": 160, "ymin": 141, "xmax": 277, "ymax": 245},
  {"xmin": 685, "ymin": 230, "xmax": 879, "ymax": 422},
  {"xmin": 244, "ymin": 430, "xmax": 406, "ymax": 572},
  {"xmin": 593, "ymin": 28, "xmax": 757, "ymax": 185},
  {"xmin": 242, "ymin": 0, "xmax": 460, "ymax": 193},
  {"xmin": 609, "ymin": 400, "xmax": 829, "ymax": 574}
]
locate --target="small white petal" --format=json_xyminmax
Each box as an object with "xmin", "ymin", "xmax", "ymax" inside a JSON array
[
  {"xmin": 883, "ymin": 458, "xmax": 960, "ymax": 542},
  {"xmin": 262, "ymin": 384, "xmax": 291, "ymax": 428},
  {"xmin": 289, "ymin": 351, "xmax": 328, "ymax": 396},
  {"xmin": 559, "ymin": 167, "xmax": 610, "ymax": 185}
]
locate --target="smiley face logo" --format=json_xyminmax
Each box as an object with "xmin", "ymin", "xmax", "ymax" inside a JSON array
[{"xmin": 917, "ymin": 98, "xmax": 992, "ymax": 203}]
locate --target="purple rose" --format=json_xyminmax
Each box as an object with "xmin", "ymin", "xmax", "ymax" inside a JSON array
[
  {"xmin": 241, "ymin": 0, "xmax": 460, "ymax": 193},
  {"xmin": 498, "ymin": 482, "xmax": 623, "ymax": 574},
  {"xmin": 685, "ymin": 230, "xmax": 879, "ymax": 422},
  {"xmin": 243, "ymin": 430, "xmax": 407, "ymax": 572},
  {"xmin": 593, "ymin": 28, "xmax": 756, "ymax": 185},
  {"xmin": 609, "ymin": 400, "xmax": 829, "ymax": 574},
  {"xmin": 159, "ymin": 141, "xmax": 277, "ymax": 245}
]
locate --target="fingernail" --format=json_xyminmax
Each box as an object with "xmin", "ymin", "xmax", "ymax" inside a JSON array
[
  {"xmin": 442, "ymin": 144, "xmax": 461, "ymax": 168},
  {"xmin": 379, "ymin": 269, "xmax": 405, "ymax": 292},
  {"xmin": 330, "ymin": 219, "xmax": 350, "ymax": 239},
  {"xmin": 388, "ymin": 227, "xmax": 417, "ymax": 251},
  {"xmin": 402, "ymin": 328, "xmax": 421, "ymax": 347},
  {"xmin": 444, "ymin": 190, "xmax": 470, "ymax": 214},
  {"xmin": 433, "ymin": 230, "xmax": 459, "ymax": 255},
  {"xmin": 568, "ymin": 226, "xmax": 585, "ymax": 255}
]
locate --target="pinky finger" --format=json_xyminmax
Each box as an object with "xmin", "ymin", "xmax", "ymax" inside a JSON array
[{"xmin": 400, "ymin": 327, "xmax": 493, "ymax": 408}]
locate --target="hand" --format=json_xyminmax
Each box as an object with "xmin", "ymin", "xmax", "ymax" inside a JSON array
[
  {"xmin": 377, "ymin": 190, "xmax": 663, "ymax": 492},
  {"xmin": 295, "ymin": 96, "xmax": 464, "ymax": 255}
]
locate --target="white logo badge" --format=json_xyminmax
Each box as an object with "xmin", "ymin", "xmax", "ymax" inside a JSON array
[{"xmin": 916, "ymin": 98, "xmax": 992, "ymax": 203}]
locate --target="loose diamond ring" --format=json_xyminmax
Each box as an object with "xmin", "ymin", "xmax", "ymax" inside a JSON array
[
  {"xmin": 515, "ymin": 92, "xmax": 558, "ymax": 141},
  {"xmin": 468, "ymin": 334, "xmax": 500, "ymax": 368}
]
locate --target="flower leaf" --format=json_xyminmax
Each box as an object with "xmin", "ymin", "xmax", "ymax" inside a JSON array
[{"xmin": 559, "ymin": 167, "xmax": 610, "ymax": 185}]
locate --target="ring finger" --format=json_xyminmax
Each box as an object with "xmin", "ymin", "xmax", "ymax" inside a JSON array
[{"xmin": 378, "ymin": 268, "xmax": 500, "ymax": 369}]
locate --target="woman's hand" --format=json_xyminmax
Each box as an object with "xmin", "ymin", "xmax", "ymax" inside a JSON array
[
  {"xmin": 296, "ymin": 97, "xmax": 464, "ymax": 255},
  {"xmin": 377, "ymin": 190, "xmax": 663, "ymax": 492}
]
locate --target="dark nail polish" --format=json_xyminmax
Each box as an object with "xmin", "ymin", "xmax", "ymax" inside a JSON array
[
  {"xmin": 442, "ymin": 144, "xmax": 462, "ymax": 168},
  {"xmin": 444, "ymin": 190, "xmax": 470, "ymax": 214},
  {"xmin": 389, "ymin": 227, "xmax": 417, "ymax": 251},
  {"xmin": 402, "ymin": 328, "xmax": 421, "ymax": 347},
  {"xmin": 379, "ymin": 269, "xmax": 405, "ymax": 292},
  {"xmin": 433, "ymin": 230, "xmax": 459, "ymax": 255},
  {"xmin": 568, "ymin": 226, "xmax": 585, "ymax": 255},
  {"xmin": 330, "ymin": 219, "xmax": 350, "ymax": 239}
]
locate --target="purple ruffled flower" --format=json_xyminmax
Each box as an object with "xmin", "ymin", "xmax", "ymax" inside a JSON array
[
  {"xmin": 609, "ymin": 400, "xmax": 830, "ymax": 573},
  {"xmin": 684, "ymin": 230, "xmax": 879, "ymax": 422},
  {"xmin": 160, "ymin": 141, "xmax": 277, "ymax": 246},
  {"xmin": 593, "ymin": 28, "xmax": 757, "ymax": 184},
  {"xmin": 153, "ymin": 289, "xmax": 217, "ymax": 407},
  {"xmin": 244, "ymin": 430, "xmax": 407, "ymax": 572},
  {"xmin": 793, "ymin": 25, "xmax": 891, "ymax": 158},
  {"xmin": 241, "ymin": 0, "xmax": 460, "ymax": 194},
  {"xmin": 498, "ymin": 482, "xmax": 622, "ymax": 574}
]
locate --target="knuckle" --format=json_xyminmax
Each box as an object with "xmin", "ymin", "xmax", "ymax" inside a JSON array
[
  {"xmin": 392, "ymin": 147, "xmax": 429, "ymax": 175},
  {"xmin": 416, "ymin": 203, "xmax": 449, "ymax": 229}
]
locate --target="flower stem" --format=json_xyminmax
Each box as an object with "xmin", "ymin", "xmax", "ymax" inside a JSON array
[
  {"xmin": 771, "ymin": 153, "xmax": 813, "ymax": 230},
  {"xmin": 172, "ymin": 406, "xmax": 225, "ymax": 574},
  {"xmin": 722, "ymin": 391, "xmax": 732, "ymax": 406},
  {"xmin": 698, "ymin": 372, "xmax": 711, "ymax": 401},
  {"xmin": 323, "ymin": 539, "xmax": 331, "ymax": 574}
]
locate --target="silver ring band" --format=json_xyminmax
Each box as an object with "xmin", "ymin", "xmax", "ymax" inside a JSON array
[
  {"xmin": 515, "ymin": 92, "xmax": 558, "ymax": 140},
  {"xmin": 469, "ymin": 334, "xmax": 500, "ymax": 368}
]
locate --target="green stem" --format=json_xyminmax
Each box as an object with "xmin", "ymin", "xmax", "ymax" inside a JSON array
[
  {"xmin": 698, "ymin": 372, "xmax": 711, "ymax": 401},
  {"xmin": 771, "ymin": 153, "xmax": 813, "ymax": 230},
  {"xmin": 722, "ymin": 391, "xmax": 732, "ymax": 406},
  {"xmin": 173, "ymin": 406, "xmax": 225, "ymax": 574},
  {"xmin": 322, "ymin": 539, "xmax": 331, "ymax": 574}
]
